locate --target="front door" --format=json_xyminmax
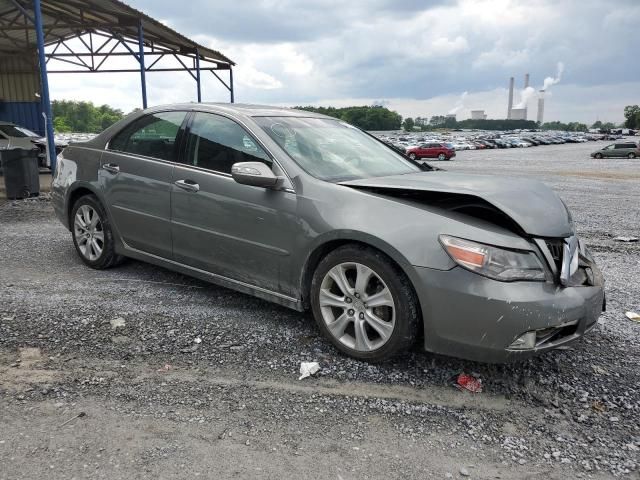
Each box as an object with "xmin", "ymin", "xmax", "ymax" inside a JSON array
[
  {"xmin": 170, "ymin": 111, "xmax": 298, "ymax": 295},
  {"xmin": 100, "ymin": 111, "xmax": 187, "ymax": 258}
]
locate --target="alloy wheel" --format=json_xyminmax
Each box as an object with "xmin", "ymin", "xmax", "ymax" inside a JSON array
[
  {"xmin": 438, "ymin": 153, "xmax": 446, "ymax": 161},
  {"xmin": 74, "ymin": 205, "xmax": 104, "ymax": 261},
  {"xmin": 318, "ymin": 262, "xmax": 395, "ymax": 352}
]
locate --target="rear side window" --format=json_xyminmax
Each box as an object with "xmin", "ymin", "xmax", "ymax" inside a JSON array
[
  {"xmin": 184, "ymin": 112, "xmax": 271, "ymax": 174},
  {"xmin": 615, "ymin": 143, "xmax": 635, "ymax": 149},
  {"xmin": 109, "ymin": 111, "xmax": 187, "ymax": 161}
]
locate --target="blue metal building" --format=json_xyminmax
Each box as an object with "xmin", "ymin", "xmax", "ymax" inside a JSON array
[{"xmin": 0, "ymin": 0, "xmax": 235, "ymax": 171}]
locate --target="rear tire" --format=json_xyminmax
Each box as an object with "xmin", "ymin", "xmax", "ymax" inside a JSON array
[
  {"xmin": 408, "ymin": 153, "xmax": 416, "ymax": 160},
  {"xmin": 71, "ymin": 194, "xmax": 123, "ymax": 269},
  {"xmin": 310, "ymin": 244, "xmax": 419, "ymax": 362},
  {"xmin": 628, "ymin": 152, "xmax": 636, "ymax": 159}
]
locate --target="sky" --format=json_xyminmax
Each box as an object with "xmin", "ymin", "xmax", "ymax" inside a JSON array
[{"xmin": 48, "ymin": 0, "xmax": 640, "ymax": 124}]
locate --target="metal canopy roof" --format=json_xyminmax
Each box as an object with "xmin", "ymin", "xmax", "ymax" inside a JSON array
[
  {"xmin": 0, "ymin": 0, "xmax": 236, "ymax": 171},
  {"xmin": 0, "ymin": 0, "xmax": 234, "ymax": 66}
]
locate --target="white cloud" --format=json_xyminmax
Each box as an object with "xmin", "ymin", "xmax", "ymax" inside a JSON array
[
  {"xmin": 430, "ymin": 36, "xmax": 469, "ymax": 55},
  {"xmin": 40, "ymin": 0, "xmax": 640, "ymax": 125}
]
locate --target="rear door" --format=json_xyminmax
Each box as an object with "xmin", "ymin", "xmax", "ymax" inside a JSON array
[
  {"xmin": 100, "ymin": 111, "xmax": 187, "ymax": 258},
  {"xmin": 170, "ymin": 111, "xmax": 298, "ymax": 295}
]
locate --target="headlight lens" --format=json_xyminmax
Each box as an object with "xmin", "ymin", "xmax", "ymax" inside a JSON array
[{"xmin": 440, "ymin": 235, "xmax": 546, "ymax": 282}]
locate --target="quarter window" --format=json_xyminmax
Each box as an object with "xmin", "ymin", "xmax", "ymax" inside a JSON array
[
  {"xmin": 108, "ymin": 111, "xmax": 187, "ymax": 161},
  {"xmin": 184, "ymin": 112, "xmax": 271, "ymax": 174}
]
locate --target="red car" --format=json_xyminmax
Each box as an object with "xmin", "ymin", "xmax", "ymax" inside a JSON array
[{"xmin": 406, "ymin": 142, "xmax": 456, "ymax": 161}]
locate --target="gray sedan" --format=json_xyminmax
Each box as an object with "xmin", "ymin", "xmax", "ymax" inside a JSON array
[{"xmin": 51, "ymin": 104, "xmax": 605, "ymax": 363}]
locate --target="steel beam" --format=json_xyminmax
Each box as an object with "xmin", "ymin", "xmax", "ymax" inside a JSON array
[
  {"xmin": 33, "ymin": 0, "xmax": 57, "ymax": 173},
  {"xmin": 137, "ymin": 19, "xmax": 147, "ymax": 109},
  {"xmin": 195, "ymin": 47, "xmax": 201, "ymax": 103},
  {"xmin": 229, "ymin": 67, "xmax": 234, "ymax": 103}
]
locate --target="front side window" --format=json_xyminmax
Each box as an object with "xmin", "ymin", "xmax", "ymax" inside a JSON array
[
  {"xmin": 254, "ymin": 117, "xmax": 421, "ymax": 182},
  {"xmin": 108, "ymin": 111, "xmax": 186, "ymax": 161},
  {"xmin": 184, "ymin": 112, "xmax": 271, "ymax": 174}
]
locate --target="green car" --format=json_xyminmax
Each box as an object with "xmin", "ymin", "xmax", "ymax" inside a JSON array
[{"xmin": 591, "ymin": 142, "xmax": 639, "ymax": 158}]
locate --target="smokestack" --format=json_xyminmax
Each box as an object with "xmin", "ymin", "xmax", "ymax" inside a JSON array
[
  {"xmin": 507, "ymin": 77, "xmax": 514, "ymax": 119},
  {"xmin": 523, "ymin": 73, "xmax": 530, "ymax": 120},
  {"xmin": 537, "ymin": 90, "xmax": 545, "ymax": 124}
]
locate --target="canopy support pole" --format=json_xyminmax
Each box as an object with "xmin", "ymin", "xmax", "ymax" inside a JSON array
[
  {"xmin": 137, "ymin": 20, "xmax": 147, "ymax": 108},
  {"xmin": 33, "ymin": 0, "xmax": 57, "ymax": 173},
  {"xmin": 195, "ymin": 48, "xmax": 201, "ymax": 102}
]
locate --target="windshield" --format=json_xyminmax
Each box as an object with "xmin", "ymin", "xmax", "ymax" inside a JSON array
[
  {"xmin": 0, "ymin": 125, "xmax": 29, "ymax": 138},
  {"xmin": 254, "ymin": 117, "xmax": 421, "ymax": 182},
  {"xmin": 16, "ymin": 126, "xmax": 39, "ymax": 137}
]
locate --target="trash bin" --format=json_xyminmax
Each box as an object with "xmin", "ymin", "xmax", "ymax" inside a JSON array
[{"xmin": 0, "ymin": 147, "xmax": 40, "ymax": 199}]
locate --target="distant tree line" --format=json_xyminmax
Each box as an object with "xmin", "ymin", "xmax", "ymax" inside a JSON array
[
  {"xmin": 52, "ymin": 100, "xmax": 125, "ymax": 133},
  {"xmin": 539, "ymin": 121, "xmax": 588, "ymax": 132},
  {"xmin": 294, "ymin": 105, "xmax": 402, "ymax": 130}
]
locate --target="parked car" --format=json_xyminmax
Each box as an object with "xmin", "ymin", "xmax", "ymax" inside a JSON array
[
  {"xmin": 52, "ymin": 104, "xmax": 605, "ymax": 363},
  {"xmin": 406, "ymin": 142, "xmax": 456, "ymax": 161},
  {"xmin": 590, "ymin": 142, "xmax": 639, "ymax": 159},
  {"xmin": 0, "ymin": 121, "xmax": 67, "ymax": 168}
]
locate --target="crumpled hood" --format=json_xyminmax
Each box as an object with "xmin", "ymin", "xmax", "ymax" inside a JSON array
[{"xmin": 340, "ymin": 171, "xmax": 574, "ymax": 238}]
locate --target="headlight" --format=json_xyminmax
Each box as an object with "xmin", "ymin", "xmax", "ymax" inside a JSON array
[{"xmin": 439, "ymin": 235, "xmax": 546, "ymax": 282}]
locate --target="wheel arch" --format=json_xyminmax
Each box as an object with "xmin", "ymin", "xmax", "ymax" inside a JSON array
[{"xmin": 66, "ymin": 184, "xmax": 100, "ymax": 228}]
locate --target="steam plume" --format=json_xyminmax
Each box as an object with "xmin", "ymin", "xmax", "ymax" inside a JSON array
[
  {"xmin": 513, "ymin": 86, "xmax": 536, "ymax": 109},
  {"xmin": 448, "ymin": 91, "xmax": 468, "ymax": 115},
  {"xmin": 542, "ymin": 61, "xmax": 564, "ymax": 91}
]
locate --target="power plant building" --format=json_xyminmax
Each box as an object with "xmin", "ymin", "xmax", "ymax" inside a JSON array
[
  {"xmin": 510, "ymin": 108, "xmax": 527, "ymax": 120},
  {"xmin": 471, "ymin": 110, "xmax": 487, "ymax": 120}
]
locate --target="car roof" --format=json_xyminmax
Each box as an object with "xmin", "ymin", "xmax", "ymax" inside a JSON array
[
  {"xmin": 0, "ymin": 121, "xmax": 16, "ymax": 126},
  {"xmin": 145, "ymin": 103, "xmax": 332, "ymax": 120}
]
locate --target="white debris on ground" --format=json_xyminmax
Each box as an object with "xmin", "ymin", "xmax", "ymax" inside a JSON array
[{"xmin": 298, "ymin": 361, "xmax": 321, "ymax": 380}]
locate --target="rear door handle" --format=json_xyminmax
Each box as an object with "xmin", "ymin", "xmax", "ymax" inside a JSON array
[
  {"xmin": 174, "ymin": 179, "xmax": 200, "ymax": 192},
  {"xmin": 102, "ymin": 163, "xmax": 120, "ymax": 174}
]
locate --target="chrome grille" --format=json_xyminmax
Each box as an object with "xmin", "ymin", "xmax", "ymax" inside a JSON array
[{"xmin": 545, "ymin": 240, "xmax": 563, "ymax": 272}]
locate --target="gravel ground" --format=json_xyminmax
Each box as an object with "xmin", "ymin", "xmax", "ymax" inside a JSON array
[{"xmin": 1, "ymin": 141, "xmax": 639, "ymax": 479}]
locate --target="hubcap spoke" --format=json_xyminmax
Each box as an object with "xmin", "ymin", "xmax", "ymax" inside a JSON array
[
  {"xmin": 319, "ymin": 289, "xmax": 347, "ymax": 308},
  {"xmin": 364, "ymin": 310, "xmax": 394, "ymax": 341},
  {"xmin": 91, "ymin": 238, "xmax": 102, "ymax": 257},
  {"xmin": 354, "ymin": 264, "xmax": 373, "ymax": 294},
  {"xmin": 93, "ymin": 230, "xmax": 104, "ymax": 242},
  {"xmin": 327, "ymin": 312, "xmax": 351, "ymax": 338},
  {"xmin": 364, "ymin": 287, "xmax": 393, "ymax": 308},
  {"xmin": 354, "ymin": 319, "xmax": 373, "ymax": 351},
  {"xmin": 328, "ymin": 265, "xmax": 352, "ymax": 297}
]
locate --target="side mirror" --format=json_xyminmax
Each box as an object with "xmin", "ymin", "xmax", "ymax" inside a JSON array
[{"xmin": 231, "ymin": 161, "xmax": 281, "ymax": 188}]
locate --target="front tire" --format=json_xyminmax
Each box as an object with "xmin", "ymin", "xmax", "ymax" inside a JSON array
[
  {"xmin": 71, "ymin": 194, "xmax": 122, "ymax": 269},
  {"xmin": 438, "ymin": 153, "xmax": 446, "ymax": 161},
  {"xmin": 408, "ymin": 152, "xmax": 416, "ymax": 160},
  {"xmin": 310, "ymin": 245, "xmax": 419, "ymax": 362},
  {"xmin": 595, "ymin": 153, "xmax": 603, "ymax": 159},
  {"xmin": 628, "ymin": 152, "xmax": 636, "ymax": 159}
]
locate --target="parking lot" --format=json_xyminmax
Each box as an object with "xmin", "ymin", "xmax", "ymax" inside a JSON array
[{"xmin": 1, "ymin": 141, "xmax": 639, "ymax": 478}]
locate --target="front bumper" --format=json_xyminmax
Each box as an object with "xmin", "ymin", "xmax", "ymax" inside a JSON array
[{"xmin": 413, "ymin": 265, "xmax": 605, "ymax": 363}]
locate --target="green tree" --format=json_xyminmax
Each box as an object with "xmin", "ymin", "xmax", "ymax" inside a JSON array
[
  {"xmin": 51, "ymin": 100, "xmax": 124, "ymax": 133},
  {"xmin": 53, "ymin": 116, "xmax": 72, "ymax": 132},
  {"xmin": 623, "ymin": 105, "xmax": 640, "ymax": 129},
  {"xmin": 295, "ymin": 105, "xmax": 402, "ymax": 130},
  {"xmin": 402, "ymin": 117, "xmax": 415, "ymax": 131}
]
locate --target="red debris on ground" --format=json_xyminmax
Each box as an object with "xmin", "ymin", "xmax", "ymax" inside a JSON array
[{"xmin": 456, "ymin": 373, "xmax": 483, "ymax": 393}]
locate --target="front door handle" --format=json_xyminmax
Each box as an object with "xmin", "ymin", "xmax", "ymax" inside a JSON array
[
  {"xmin": 102, "ymin": 163, "xmax": 119, "ymax": 174},
  {"xmin": 174, "ymin": 179, "xmax": 200, "ymax": 192}
]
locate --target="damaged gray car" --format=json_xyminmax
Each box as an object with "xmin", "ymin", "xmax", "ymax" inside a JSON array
[{"xmin": 51, "ymin": 104, "xmax": 605, "ymax": 363}]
